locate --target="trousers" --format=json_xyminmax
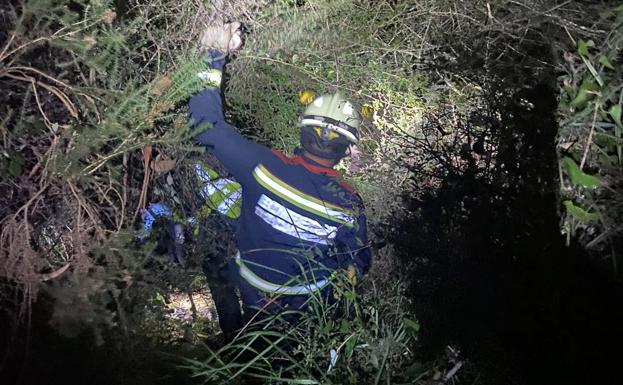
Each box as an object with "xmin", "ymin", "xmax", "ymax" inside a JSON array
[{"xmin": 198, "ymin": 215, "xmax": 243, "ymax": 341}]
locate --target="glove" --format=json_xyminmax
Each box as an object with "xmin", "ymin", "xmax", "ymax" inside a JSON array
[
  {"xmin": 199, "ymin": 22, "xmax": 243, "ymax": 54},
  {"xmin": 346, "ymin": 264, "xmax": 358, "ymax": 287},
  {"xmin": 167, "ymin": 222, "xmax": 187, "ymax": 268}
]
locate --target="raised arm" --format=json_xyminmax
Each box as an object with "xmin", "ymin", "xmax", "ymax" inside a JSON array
[{"xmin": 188, "ymin": 22, "xmax": 270, "ymax": 183}]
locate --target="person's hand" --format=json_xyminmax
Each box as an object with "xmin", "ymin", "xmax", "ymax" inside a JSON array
[{"xmin": 200, "ymin": 22, "xmax": 243, "ymax": 54}]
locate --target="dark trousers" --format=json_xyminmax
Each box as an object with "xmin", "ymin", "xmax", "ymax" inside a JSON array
[
  {"xmin": 237, "ymin": 278, "xmax": 332, "ymax": 326},
  {"xmin": 199, "ymin": 215, "xmax": 243, "ymax": 342},
  {"xmin": 202, "ymin": 255, "xmax": 243, "ymax": 341}
]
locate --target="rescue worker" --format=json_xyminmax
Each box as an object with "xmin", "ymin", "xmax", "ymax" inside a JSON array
[{"xmin": 191, "ymin": 22, "xmax": 372, "ymax": 325}]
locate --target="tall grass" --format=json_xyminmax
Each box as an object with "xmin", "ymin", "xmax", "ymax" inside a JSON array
[{"xmin": 184, "ymin": 272, "xmax": 419, "ymax": 385}]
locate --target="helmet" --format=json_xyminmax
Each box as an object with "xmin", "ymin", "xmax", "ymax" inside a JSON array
[{"xmin": 298, "ymin": 92, "xmax": 361, "ymax": 160}]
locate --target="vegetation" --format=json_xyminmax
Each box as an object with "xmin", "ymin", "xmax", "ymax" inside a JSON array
[
  {"xmin": 1, "ymin": 0, "xmax": 621, "ymax": 384},
  {"xmin": 557, "ymin": 10, "xmax": 623, "ymax": 270}
]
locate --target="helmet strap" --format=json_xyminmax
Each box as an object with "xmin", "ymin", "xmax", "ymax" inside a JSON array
[{"xmin": 300, "ymin": 126, "xmax": 348, "ymax": 161}]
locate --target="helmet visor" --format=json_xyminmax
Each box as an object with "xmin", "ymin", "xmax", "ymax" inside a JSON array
[{"xmin": 299, "ymin": 115, "xmax": 359, "ymax": 144}]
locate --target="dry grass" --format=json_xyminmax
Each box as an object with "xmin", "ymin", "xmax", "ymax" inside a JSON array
[{"xmin": 0, "ymin": 0, "xmax": 269, "ymax": 323}]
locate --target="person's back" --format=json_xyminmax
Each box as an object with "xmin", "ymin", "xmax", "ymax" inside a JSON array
[{"xmin": 235, "ymin": 147, "xmax": 367, "ymax": 290}]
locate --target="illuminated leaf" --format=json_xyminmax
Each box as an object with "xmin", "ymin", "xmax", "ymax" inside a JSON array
[
  {"xmin": 563, "ymin": 200, "xmax": 601, "ymax": 223},
  {"xmin": 598, "ymin": 55, "xmax": 614, "ymax": 70},
  {"xmin": 577, "ymin": 39, "xmax": 594, "ymax": 57},
  {"xmin": 609, "ymin": 104, "xmax": 622, "ymax": 128},
  {"xmin": 570, "ymin": 79, "xmax": 597, "ymax": 109},
  {"xmin": 402, "ymin": 317, "xmax": 420, "ymax": 333},
  {"xmin": 345, "ymin": 335, "xmax": 357, "ymax": 356},
  {"xmin": 561, "ymin": 156, "xmax": 600, "ymax": 189}
]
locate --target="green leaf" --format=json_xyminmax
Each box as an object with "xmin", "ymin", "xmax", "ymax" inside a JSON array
[
  {"xmin": 154, "ymin": 292, "xmax": 166, "ymax": 305},
  {"xmin": 343, "ymin": 290, "xmax": 355, "ymax": 301},
  {"xmin": 598, "ymin": 55, "xmax": 614, "ymax": 70},
  {"xmin": 563, "ymin": 200, "xmax": 601, "ymax": 223},
  {"xmin": 581, "ymin": 56, "xmax": 604, "ymax": 87},
  {"xmin": 577, "ymin": 39, "xmax": 595, "ymax": 57},
  {"xmin": 8, "ymin": 155, "xmax": 23, "ymax": 177},
  {"xmin": 609, "ymin": 104, "xmax": 622, "ymax": 128},
  {"xmin": 561, "ymin": 156, "xmax": 600, "ymax": 189},
  {"xmin": 570, "ymin": 79, "xmax": 598, "ymax": 109},
  {"xmin": 340, "ymin": 319, "xmax": 351, "ymax": 333},
  {"xmin": 345, "ymin": 336, "xmax": 357, "ymax": 356},
  {"xmin": 402, "ymin": 317, "xmax": 420, "ymax": 333}
]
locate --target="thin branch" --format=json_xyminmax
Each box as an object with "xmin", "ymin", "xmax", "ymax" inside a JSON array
[
  {"xmin": 40, "ymin": 263, "xmax": 70, "ymax": 282},
  {"xmin": 580, "ymin": 103, "xmax": 598, "ymax": 169}
]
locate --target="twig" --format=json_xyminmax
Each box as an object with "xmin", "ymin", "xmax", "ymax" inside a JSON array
[
  {"xmin": 9, "ymin": 66, "xmax": 74, "ymax": 90},
  {"xmin": 0, "ymin": 36, "xmax": 51, "ymax": 63},
  {"xmin": 0, "ymin": 32, "xmax": 16, "ymax": 60},
  {"xmin": 586, "ymin": 226, "xmax": 623, "ymax": 249},
  {"xmin": 10, "ymin": 183, "xmax": 50, "ymax": 221},
  {"xmin": 40, "ymin": 263, "xmax": 70, "ymax": 282},
  {"xmin": 28, "ymin": 136, "xmax": 59, "ymax": 178},
  {"xmin": 30, "ymin": 81, "xmax": 54, "ymax": 131},
  {"xmin": 122, "ymin": 153, "xmax": 129, "ymax": 226},
  {"xmin": 580, "ymin": 103, "xmax": 598, "ymax": 169},
  {"xmin": 134, "ymin": 145, "xmax": 153, "ymax": 221},
  {"xmin": 4, "ymin": 72, "xmax": 78, "ymax": 119},
  {"xmin": 444, "ymin": 361, "xmax": 464, "ymax": 382},
  {"xmin": 68, "ymin": 181, "xmax": 105, "ymax": 240}
]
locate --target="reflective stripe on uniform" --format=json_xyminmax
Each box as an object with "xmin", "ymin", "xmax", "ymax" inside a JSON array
[
  {"xmin": 218, "ymin": 190, "xmax": 242, "ymax": 218},
  {"xmin": 299, "ymin": 118, "xmax": 359, "ymax": 144},
  {"xmin": 194, "ymin": 162, "xmax": 242, "ymax": 219},
  {"xmin": 255, "ymin": 194, "xmax": 337, "ymax": 244},
  {"xmin": 197, "ymin": 68, "xmax": 223, "ymax": 86},
  {"xmin": 252, "ymin": 164, "xmax": 355, "ymax": 226},
  {"xmin": 235, "ymin": 253, "xmax": 330, "ymax": 295}
]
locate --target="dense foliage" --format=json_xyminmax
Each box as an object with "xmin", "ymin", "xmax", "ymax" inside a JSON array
[{"xmin": 1, "ymin": 0, "xmax": 621, "ymax": 384}]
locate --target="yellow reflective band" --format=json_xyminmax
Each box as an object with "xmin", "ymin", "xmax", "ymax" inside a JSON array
[
  {"xmin": 235, "ymin": 253, "xmax": 330, "ymax": 296},
  {"xmin": 194, "ymin": 162, "xmax": 242, "ymax": 219},
  {"xmin": 252, "ymin": 164, "xmax": 355, "ymax": 227},
  {"xmin": 218, "ymin": 190, "xmax": 241, "ymax": 219},
  {"xmin": 314, "ymin": 126, "xmax": 340, "ymax": 140},
  {"xmin": 197, "ymin": 68, "xmax": 222, "ymax": 87}
]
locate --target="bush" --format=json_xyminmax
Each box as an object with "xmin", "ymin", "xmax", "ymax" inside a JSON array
[{"xmin": 0, "ymin": 0, "xmax": 253, "ymax": 336}]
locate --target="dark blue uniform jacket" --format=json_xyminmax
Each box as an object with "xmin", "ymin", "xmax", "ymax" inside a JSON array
[{"xmin": 189, "ymin": 52, "xmax": 371, "ymax": 296}]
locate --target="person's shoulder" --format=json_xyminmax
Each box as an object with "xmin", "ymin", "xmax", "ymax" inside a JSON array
[
  {"xmin": 329, "ymin": 176, "xmax": 365, "ymax": 210},
  {"xmin": 334, "ymin": 177, "xmax": 358, "ymax": 196},
  {"xmin": 270, "ymin": 148, "xmax": 291, "ymax": 163}
]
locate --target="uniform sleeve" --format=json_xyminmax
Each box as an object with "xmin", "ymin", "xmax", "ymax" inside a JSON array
[
  {"xmin": 188, "ymin": 50, "xmax": 270, "ymax": 184},
  {"xmin": 334, "ymin": 202, "xmax": 372, "ymax": 276}
]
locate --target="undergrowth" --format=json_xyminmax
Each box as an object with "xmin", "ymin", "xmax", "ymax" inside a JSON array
[
  {"xmin": 1, "ymin": 0, "xmax": 621, "ymax": 384},
  {"xmin": 557, "ymin": 6, "xmax": 623, "ymax": 271},
  {"xmin": 185, "ymin": 275, "xmax": 421, "ymax": 385}
]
